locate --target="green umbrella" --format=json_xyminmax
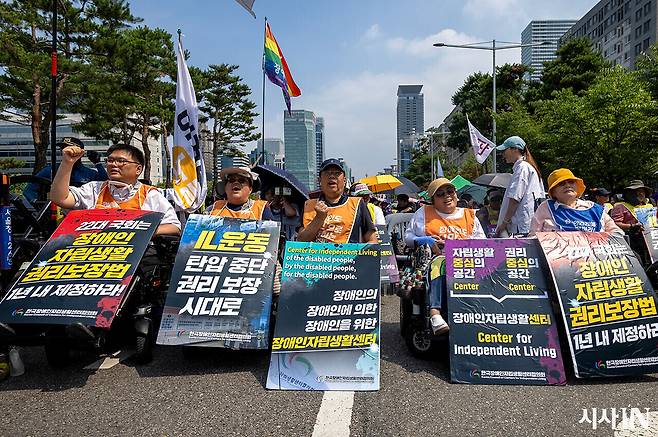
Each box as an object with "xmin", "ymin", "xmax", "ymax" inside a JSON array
[{"xmin": 450, "ymin": 175, "xmax": 471, "ymax": 190}]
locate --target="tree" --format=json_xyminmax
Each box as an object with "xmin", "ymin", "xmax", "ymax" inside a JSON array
[
  {"xmin": 73, "ymin": 26, "xmax": 175, "ymax": 181},
  {"xmin": 535, "ymin": 67, "xmax": 658, "ymax": 191},
  {"xmin": 447, "ymin": 64, "xmax": 530, "ymax": 152},
  {"xmin": 635, "ymin": 43, "xmax": 658, "ymax": 101},
  {"xmin": 0, "ymin": 0, "xmax": 138, "ymax": 173},
  {"xmin": 0, "ymin": 158, "xmax": 26, "ymax": 170},
  {"xmin": 402, "ymin": 143, "xmax": 433, "ymax": 188},
  {"xmin": 532, "ymin": 38, "xmax": 609, "ymax": 101},
  {"xmin": 198, "ymin": 64, "xmax": 259, "ymax": 185}
]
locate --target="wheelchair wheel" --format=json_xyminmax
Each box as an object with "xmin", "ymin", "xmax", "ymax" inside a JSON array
[{"xmin": 404, "ymin": 325, "xmax": 435, "ymax": 359}]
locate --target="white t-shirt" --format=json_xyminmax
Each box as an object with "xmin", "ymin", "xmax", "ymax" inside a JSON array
[
  {"xmin": 404, "ymin": 207, "xmax": 486, "ymax": 247},
  {"xmin": 499, "ymin": 159, "xmax": 544, "ymax": 234},
  {"xmin": 372, "ymin": 204, "xmax": 386, "ymax": 226},
  {"xmin": 69, "ymin": 181, "xmax": 181, "ymax": 229}
]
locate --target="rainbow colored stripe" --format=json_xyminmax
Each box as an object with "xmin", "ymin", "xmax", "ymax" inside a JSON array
[{"xmin": 264, "ymin": 23, "xmax": 300, "ymax": 112}]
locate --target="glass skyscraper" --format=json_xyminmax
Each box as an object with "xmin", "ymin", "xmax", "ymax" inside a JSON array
[
  {"xmin": 315, "ymin": 117, "xmax": 325, "ymax": 176},
  {"xmin": 284, "ymin": 110, "xmax": 317, "ymax": 191},
  {"xmin": 396, "ymin": 85, "xmax": 424, "ymax": 175},
  {"xmin": 521, "ymin": 20, "xmax": 577, "ymax": 82}
]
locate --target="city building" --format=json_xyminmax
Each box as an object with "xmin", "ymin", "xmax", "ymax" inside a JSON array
[
  {"xmin": 315, "ymin": 117, "xmax": 325, "ymax": 173},
  {"xmin": 219, "ymin": 154, "xmax": 250, "ymax": 172},
  {"xmin": 251, "ymin": 137, "xmax": 284, "ymax": 166},
  {"xmin": 522, "ymin": 20, "xmax": 578, "ymax": 81},
  {"xmin": 248, "ymin": 147, "xmax": 275, "ymax": 167},
  {"xmin": 561, "ymin": 0, "xmax": 657, "ymax": 68},
  {"xmin": 284, "ymin": 109, "xmax": 317, "ymax": 190},
  {"xmin": 397, "ymin": 85, "xmax": 424, "ymax": 174},
  {"xmin": 436, "ymin": 106, "xmax": 469, "ymax": 169},
  {"xmin": 337, "ymin": 157, "xmax": 352, "ymax": 184},
  {"xmin": 0, "ymin": 113, "xmax": 164, "ymax": 183}
]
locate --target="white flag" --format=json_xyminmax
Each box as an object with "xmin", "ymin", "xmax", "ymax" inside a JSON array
[
  {"xmin": 467, "ymin": 116, "xmax": 496, "ymax": 164},
  {"xmin": 168, "ymin": 37, "xmax": 207, "ymax": 212},
  {"xmin": 436, "ymin": 155, "xmax": 444, "ymax": 177}
]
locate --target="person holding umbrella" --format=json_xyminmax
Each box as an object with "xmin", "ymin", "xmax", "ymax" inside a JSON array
[{"xmin": 494, "ymin": 136, "xmax": 544, "ymax": 237}]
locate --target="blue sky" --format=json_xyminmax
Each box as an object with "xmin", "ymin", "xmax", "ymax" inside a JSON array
[{"xmin": 131, "ymin": 0, "xmax": 596, "ymax": 178}]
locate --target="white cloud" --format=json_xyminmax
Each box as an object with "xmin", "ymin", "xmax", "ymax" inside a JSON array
[
  {"xmin": 293, "ymin": 29, "xmax": 520, "ymax": 178},
  {"xmin": 362, "ymin": 24, "xmax": 382, "ymax": 41}
]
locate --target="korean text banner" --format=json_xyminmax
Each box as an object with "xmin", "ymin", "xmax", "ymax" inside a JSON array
[
  {"xmin": 0, "ymin": 209, "xmax": 161, "ymax": 328},
  {"xmin": 446, "ymin": 239, "xmax": 566, "ymax": 385},
  {"xmin": 377, "ymin": 225, "xmax": 399, "ymax": 284},
  {"xmin": 537, "ymin": 231, "xmax": 658, "ymax": 378},
  {"xmin": 267, "ymin": 242, "xmax": 381, "ymax": 391},
  {"xmin": 156, "ymin": 215, "xmax": 280, "ymax": 349}
]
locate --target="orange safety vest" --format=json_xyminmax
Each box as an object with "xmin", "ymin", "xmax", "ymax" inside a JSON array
[
  {"xmin": 303, "ymin": 197, "xmax": 361, "ymax": 244},
  {"xmin": 210, "ymin": 199, "xmax": 267, "ymax": 220},
  {"xmin": 94, "ymin": 182, "xmax": 156, "ymax": 210},
  {"xmin": 423, "ymin": 205, "xmax": 475, "ymax": 240}
]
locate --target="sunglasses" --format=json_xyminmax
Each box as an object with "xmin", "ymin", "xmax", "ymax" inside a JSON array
[
  {"xmin": 226, "ymin": 176, "xmax": 250, "ymax": 186},
  {"xmin": 434, "ymin": 188, "xmax": 456, "ymax": 198}
]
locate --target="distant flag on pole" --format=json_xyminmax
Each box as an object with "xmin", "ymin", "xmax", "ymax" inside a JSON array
[
  {"xmin": 436, "ymin": 155, "xmax": 444, "ymax": 177},
  {"xmin": 467, "ymin": 115, "xmax": 496, "ymax": 164},
  {"xmin": 234, "ymin": 0, "xmax": 256, "ymax": 18},
  {"xmin": 167, "ymin": 33, "xmax": 207, "ymax": 213},
  {"xmin": 264, "ymin": 22, "xmax": 301, "ymax": 114}
]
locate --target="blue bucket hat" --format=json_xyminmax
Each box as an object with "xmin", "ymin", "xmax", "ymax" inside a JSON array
[{"xmin": 496, "ymin": 136, "xmax": 526, "ymax": 151}]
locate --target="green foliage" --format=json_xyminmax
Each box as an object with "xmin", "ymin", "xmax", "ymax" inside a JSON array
[
  {"xmin": 198, "ymin": 64, "xmax": 259, "ymax": 184},
  {"xmin": 533, "ymin": 38, "xmax": 609, "ymax": 101},
  {"xmin": 73, "ymin": 26, "xmax": 175, "ymax": 181},
  {"xmin": 402, "ymin": 144, "xmax": 433, "ymax": 188},
  {"xmin": 0, "ymin": 157, "xmax": 26, "ymax": 170},
  {"xmin": 0, "ymin": 0, "xmax": 139, "ymax": 173}
]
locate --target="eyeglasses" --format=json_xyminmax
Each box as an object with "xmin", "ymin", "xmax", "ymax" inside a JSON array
[
  {"xmin": 226, "ymin": 176, "xmax": 250, "ymax": 186},
  {"xmin": 434, "ymin": 188, "xmax": 456, "ymax": 198},
  {"xmin": 105, "ymin": 157, "xmax": 140, "ymax": 166}
]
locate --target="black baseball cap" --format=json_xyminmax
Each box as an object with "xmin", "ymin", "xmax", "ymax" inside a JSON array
[
  {"xmin": 319, "ymin": 158, "xmax": 345, "ymax": 174},
  {"xmin": 56, "ymin": 137, "xmax": 84, "ymax": 149},
  {"xmin": 593, "ymin": 187, "xmax": 610, "ymax": 196}
]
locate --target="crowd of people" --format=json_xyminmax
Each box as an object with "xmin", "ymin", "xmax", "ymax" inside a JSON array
[{"xmin": 35, "ymin": 135, "xmax": 658, "ymax": 338}]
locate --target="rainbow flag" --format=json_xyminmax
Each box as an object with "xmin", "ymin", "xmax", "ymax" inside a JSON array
[{"xmin": 264, "ymin": 23, "xmax": 301, "ymax": 114}]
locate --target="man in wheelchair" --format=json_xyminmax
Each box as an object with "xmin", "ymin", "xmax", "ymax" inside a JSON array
[{"xmin": 404, "ymin": 178, "xmax": 486, "ymax": 334}]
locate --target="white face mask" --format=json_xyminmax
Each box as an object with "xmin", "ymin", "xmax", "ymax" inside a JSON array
[{"xmin": 107, "ymin": 180, "xmax": 136, "ymax": 196}]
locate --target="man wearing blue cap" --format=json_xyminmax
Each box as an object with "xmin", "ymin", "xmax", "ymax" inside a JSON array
[
  {"xmin": 493, "ymin": 136, "xmax": 544, "ymax": 237},
  {"xmin": 298, "ymin": 158, "xmax": 377, "ymax": 244}
]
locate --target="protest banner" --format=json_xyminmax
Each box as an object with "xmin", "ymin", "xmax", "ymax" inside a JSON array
[
  {"xmin": 377, "ymin": 225, "xmax": 399, "ymax": 284},
  {"xmin": 156, "ymin": 215, "xmax": 280, "ymax": 349},
  {"xmin": 0, "ymin": 209, "xmax": 161, "ymax": 328},
  {"xmin": 636, "ymin": 207, "xmax": 658, "ymax": 264},
  {"xmin": 267, "ymin": 241, "xmax": 381, "ymax": 391},
  {"xmin": 537, "ymin": 231, "xmax": 658, "ymax": 378},
  {"xmin": 446, "ymin": 238, "xmax": 565, "ymax": 385}
]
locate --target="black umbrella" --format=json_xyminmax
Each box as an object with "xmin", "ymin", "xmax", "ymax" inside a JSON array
[
  {"xmin": 252, "ymin": 165, "xmax": 310, "ymax": 207},
  {"xmin": 473, "ymin": 173, "xmax": 512, "ymax": 189},
  {"xmin": 382, "ymin": 176, "xmax": 420, "ymax": 198}
]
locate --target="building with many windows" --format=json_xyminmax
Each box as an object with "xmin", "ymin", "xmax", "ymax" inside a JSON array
[
  {"xmin": 315, "ymin": 117, "xmax": 325, "ymax": 174},
  {"xmin": 284, "ymin": 110, "xmax": 317, "ymax": 191},
  {"xmin": 561, "ymin": 0, "xmax": 657, "ymax": 68},
  {"xmin": 396, "ymin": 85, "xmax": 424, "ymax": 174},
  {"xmin": 522, "ymin": 20, "xmax": 578, "ymax": 81},
  {"xmin": 0, "ymin": 113, "xmax": 163, "ymax": 183}
]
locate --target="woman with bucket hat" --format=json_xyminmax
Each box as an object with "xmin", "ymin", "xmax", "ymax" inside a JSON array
[
  {"xmin": 404, "ymin": 177, "xmax": 486, "ymax": 334},
  {"xmin": 529, "ymin": 169, "xmax": 622, "ymax": 237},
  {"xmin": 493, "ymin": 136, "xmax": 545, "ymax": 237}
]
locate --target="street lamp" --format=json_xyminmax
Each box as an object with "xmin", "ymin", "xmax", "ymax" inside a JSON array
[{"xmin": 433, "ymin": 39, "xmax": 550, "ymax": 171}]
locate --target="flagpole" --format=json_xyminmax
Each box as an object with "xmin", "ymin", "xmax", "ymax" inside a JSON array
[{"xmin": 260, "ymin": 17, "xmax": 267, "ymax": 166}]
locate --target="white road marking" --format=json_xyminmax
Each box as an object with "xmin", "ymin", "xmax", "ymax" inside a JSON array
[
  {"xmin": 614, "ymin": 411, "xmax": 658, "ymax": 437},
  {"xmin": 83, "ymin": 349, "xmax": 134, "ymax": 370},
  {"xmin": 311, "ymin": 391, "xmax": 355, "ymax": 437}
]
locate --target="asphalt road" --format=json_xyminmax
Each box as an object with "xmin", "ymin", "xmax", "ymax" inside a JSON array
[{"xmin": 1, "ymin": 295, "xmax": 658, "ymax": 437}]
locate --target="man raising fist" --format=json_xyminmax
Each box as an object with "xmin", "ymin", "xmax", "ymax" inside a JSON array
[
  {"xmin": 50, "ymin": 143, "xmax": 180, "ymax": 236},
  {"xmin": 297, "ymin": 158, "xmax": 376, "ymax": 244}
]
